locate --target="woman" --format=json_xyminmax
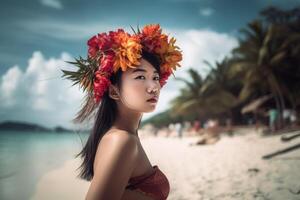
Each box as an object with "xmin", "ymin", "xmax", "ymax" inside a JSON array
[{"xmin": 61, "ymin": 24, "xmax": 183, "ymax": 200}]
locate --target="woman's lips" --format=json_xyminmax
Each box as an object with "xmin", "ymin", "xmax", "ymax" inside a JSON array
[{"xmin": 147, "ymin": 97, "xmax": 158, "ymax": 103}]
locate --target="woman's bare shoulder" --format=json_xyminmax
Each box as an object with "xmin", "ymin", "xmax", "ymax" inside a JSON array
[
  {"xmin": 95, "ymin": 129, "xmax": 139, "ymax": 164},
  {"xmin": 95, "ymin": 129, "xmax": 139, "ymax": 173},
  {"xmin": 102, "ymin": 129, "xmax": 138, "ymax": 145}
]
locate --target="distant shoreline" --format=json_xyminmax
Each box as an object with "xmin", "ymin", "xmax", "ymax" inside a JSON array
[{"xmin": 0, "ymin": 120, "xmax": 90, "ymax": 133}]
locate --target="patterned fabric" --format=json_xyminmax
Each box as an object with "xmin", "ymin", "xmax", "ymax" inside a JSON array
[{"xmin": 126, "ymin": 165, "xmax": 170, "ymax": 200}]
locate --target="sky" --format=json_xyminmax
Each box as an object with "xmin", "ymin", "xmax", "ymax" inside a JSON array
[{"xmin": 0, "ymin": 0, "xmax": 299, "ymax": 129}]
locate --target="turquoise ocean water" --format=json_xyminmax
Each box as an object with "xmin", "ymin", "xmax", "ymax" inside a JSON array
[{"xmin": 0, "ymin": 131, "xmax": 88, "ymax": 200}]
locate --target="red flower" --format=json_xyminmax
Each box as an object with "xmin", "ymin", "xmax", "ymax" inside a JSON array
[
  {"xmin": 96, "ymin": 33, "xmax": 112, "ymax": 50},
  {"xmin": 93, "ymin": 71, "xmax": 111, "ymax": 103},
  {"xmin": 87, "ymin": 35, "xmax": 98, "ymax": 58},
  {"xmin": 159, "ymin": 70, "xmax": 172, "ymax": 87},
  {"xmin": 99, "ymin": 51, "xmax": 115, "ymax": 73},
  {"xmin": 87, "ymin": 35, "xmax": 98, "ymax": 47},
  {"xmin": 88, "ymin": 47, "xmax": 98, "ymax": 58},
  {"xmin": 109, "ymin": 29, "xmax": 126, "ymax": 44},
  {"xmin": 87, "ymin": 33, "xmax": 113, "ymax": 58}
]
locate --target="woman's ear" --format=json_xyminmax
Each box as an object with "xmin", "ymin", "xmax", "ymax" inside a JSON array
[{"xmin": 108, "ymin": 85, "xmax": 120, "ymax": 100}]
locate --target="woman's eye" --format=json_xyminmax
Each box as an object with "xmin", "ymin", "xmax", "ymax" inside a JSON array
[
  {"xmin": 135, "ymin": 76, "xmax": 159, "ymax": 81},
  {"xmin": 135, "ymin": 75, "xmax": 146, "ymax": 80}
]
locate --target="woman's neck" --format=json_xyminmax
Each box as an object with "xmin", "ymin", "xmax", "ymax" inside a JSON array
[{"xmin": 112, "ymin": 105, "xmax": 143, "ymax": 136}]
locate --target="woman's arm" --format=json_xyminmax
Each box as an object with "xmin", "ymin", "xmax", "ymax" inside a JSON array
[{"xmin": 85, "ymin": 130, "xmax": 138, "ymax": 200}]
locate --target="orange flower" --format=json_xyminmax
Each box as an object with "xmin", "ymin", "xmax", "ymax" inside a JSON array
[
  {"xmin": 156, "ymin": 36, "xmax": 183, "ymax": 73},
  {"xmin": 140, "ymin": 24, "xmax": 182, "ymax": 73},
  {"xmin": 113, "ymin": 31, "xmax": 142, "ymax": 72},
  {"xmin": 142, "ymin": 24, "xmax": 162, "ymax": 37},
  {"xmin": 140, "ymin": 24, "xmax": 162, "ymax": 52},
  {"xmin": 154, "ymin": 34, "xmax": 169, "ymax": 54}
]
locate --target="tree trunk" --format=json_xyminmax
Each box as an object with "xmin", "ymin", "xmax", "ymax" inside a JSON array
[{"xmin": 262, "ymin": 143, "xmax": 300, "ymax": 159}]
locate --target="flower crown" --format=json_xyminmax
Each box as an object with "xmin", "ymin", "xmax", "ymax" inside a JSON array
[{"xmin": 61, "ymin": 24, "xmax": 183, "ymax": 123}]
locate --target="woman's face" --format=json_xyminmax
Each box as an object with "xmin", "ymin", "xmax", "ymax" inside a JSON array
[{"xmin": 117, "ymin": 58, "xmax": 161, "ymax": 113}]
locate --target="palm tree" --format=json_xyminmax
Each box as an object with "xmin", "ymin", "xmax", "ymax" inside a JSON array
[
  {"xmin": 170, "ymin": 65, "xmax": 239, "ymax": 121},
  {"xmin": 233, "ymin": 6, "xmax": 300, "ymax": 128},
  {"xmin": 170, "ymin": 69, "xmax": 207, "ymax": 119},
  {"xmin": 203, "ymin": 57, "xmax": 242, "ymax": 122},
  {"xmin": 203, "ymin": 57, "xmax": 242, "ymax": 101},
  {"xmin": 232, "ymin": 19, "xmax": 289, "ymax": 128},
  {"xmin": 261, "ymin": 6, "xmax": 300, "ymax": 111}
]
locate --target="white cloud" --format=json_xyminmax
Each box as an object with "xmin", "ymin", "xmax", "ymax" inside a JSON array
[
  {"xmin": 165, "ymin": 28, "xmax": 239, "ymax": 80},
  {"xmin": 199, "ymin": 7, "xmax": 214, "ymax": 17},
  {"xmin": 0, "ymin": 51, "xmax": 84, "ymax": 128},
  {"xmin": 40, "ymin": 0, "xmax": 63, "ymax": 10},
  {"xmin": 0, "ymin": 65, "xmax": 22, "ymax": 106}
]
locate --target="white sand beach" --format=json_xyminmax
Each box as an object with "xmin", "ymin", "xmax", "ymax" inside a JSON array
[{"xmin": 31, "ymin": 128, "xmax": 300, "ymax": 200}]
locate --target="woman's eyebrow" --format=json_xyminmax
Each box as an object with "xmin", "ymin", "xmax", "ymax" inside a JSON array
[{"xmin": 132, "ymin": 68, "xmax": 159, "ymax": 74}]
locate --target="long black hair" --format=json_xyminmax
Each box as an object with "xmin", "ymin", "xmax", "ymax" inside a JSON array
[{"xmin": 75, "ymin": 50, "xmax": 161, "ymax": 181}]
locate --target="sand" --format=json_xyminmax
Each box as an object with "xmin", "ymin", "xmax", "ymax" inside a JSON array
[
  {"xmin": 30, "ymin": 158, "xmax": 90, "ymax": 200},
  {"xmin": 31, "ymin": 128, "xmax": 300, "ymax": 200}
]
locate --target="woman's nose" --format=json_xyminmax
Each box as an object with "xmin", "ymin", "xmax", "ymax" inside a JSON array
[{"xmin": 147, "ymin": 80, "xmax": 160, "ymax": 94}]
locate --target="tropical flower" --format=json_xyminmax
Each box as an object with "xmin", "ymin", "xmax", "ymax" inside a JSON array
[
  {"xmin": 87, "ymin": 32, "xmax": 113, "ymax": 58},
  {"xmin": 99, "ymin": 51, "xmax": 115, "ymax": 73},
  {"xmin": 159, "ymin": 68, "xmax": 173, "ymax": 87},
  {"xmin": 156, "ymin": 36, "xmax": 182, "ymax": 72},
  {"xmin": 93, "ymin": 71, "xmax": 111, "ymax": 103},
  {"xmin": 113, "ymin": 31, "xmax": 142, "ymax": 72},
  {"xmin": 140, "ymin": 24, "xmax": 162, "ymax": 52}
]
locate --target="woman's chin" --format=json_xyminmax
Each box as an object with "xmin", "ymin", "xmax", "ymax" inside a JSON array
[{"xmin": 142, "ymin": 106, "xmax": 156, "ymax": 113}]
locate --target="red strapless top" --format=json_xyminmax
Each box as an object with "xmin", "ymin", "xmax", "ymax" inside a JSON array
[{"xmin": 125, "ymin": 165, "xmax": 170, "ymax": 200}]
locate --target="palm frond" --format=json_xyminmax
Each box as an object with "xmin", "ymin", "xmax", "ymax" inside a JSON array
[{"xmin": 60, "ymin": 56, "xmax": 98, "ymax": 93}]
